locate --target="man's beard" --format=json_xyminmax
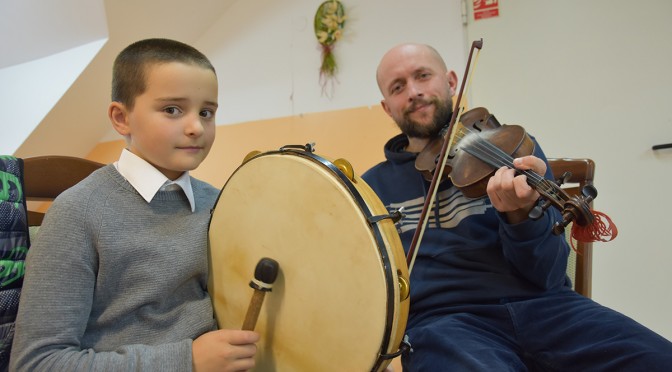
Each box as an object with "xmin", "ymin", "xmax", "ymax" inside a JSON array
[{"xmin": 397, "ymin": 97, "xmax": 454, "ymax": 139}]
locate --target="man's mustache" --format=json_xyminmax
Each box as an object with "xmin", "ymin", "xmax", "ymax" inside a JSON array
[{"xmin": 405, "ymin": 98, "xmax": 435, "ymax": 115}]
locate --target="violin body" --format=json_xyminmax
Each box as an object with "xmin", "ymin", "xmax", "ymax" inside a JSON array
[
  {"xmin": 416, "ymin": 107, "xmax": 534, "ymax": 198},
  {"xmin": 416, "ymin": 107, "xmax": 493, "ymax": 179},
  {"xmin": 415, "ymin": 107, "xmax": 596, "ymax": 233},
  {"xmin": 453, "ymin": 109, "xmax": 536, "ymax": 198}
]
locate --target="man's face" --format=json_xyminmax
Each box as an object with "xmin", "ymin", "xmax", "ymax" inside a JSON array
[{"xmin": 377, "ymin": 45, "xmax": 456, "ymax": 139}]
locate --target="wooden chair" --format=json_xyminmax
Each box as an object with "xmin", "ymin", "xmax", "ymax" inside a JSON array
[
  {"xmin": 0, "ymin": 155, "xmax": 103, "ymax": 368},
  {"xmin": 22, "ymin": 155, "xmax": 104, "ymax": 226},
  {"xmin": 547, "ymin": 158, "xmax": 595, "ymax": 298}
]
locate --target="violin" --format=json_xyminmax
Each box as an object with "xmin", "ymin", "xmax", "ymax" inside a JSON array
[
  {"xmin": 415, "ymin": 107, "xmax": 597, "ymax": 234},
  {"xmin": 404, "ymin": 39, "xmax": 615, "ymax": 273}
]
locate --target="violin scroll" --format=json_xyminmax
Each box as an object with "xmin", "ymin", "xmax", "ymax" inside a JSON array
[
  {"xmin": 552, "ymin": 185, "xmax": 597, "ymax": 235},
  {"xmin": 529, "ymin": 171, "xmax": 598, "ymax": 235}
]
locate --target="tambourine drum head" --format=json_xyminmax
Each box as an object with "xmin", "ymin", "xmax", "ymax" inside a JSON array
[{"xmin": 208, "ymin": 151, "xmax": 408, "ymax": 371}]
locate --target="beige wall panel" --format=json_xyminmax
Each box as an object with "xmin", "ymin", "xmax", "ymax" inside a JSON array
[{"xmin": 86, "ymin": 105, "xmax": 400, "ymax": 189}]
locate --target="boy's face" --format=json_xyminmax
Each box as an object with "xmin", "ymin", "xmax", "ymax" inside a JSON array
[{"xmin": 109, "ymin": 62, "xmax": 218, "ymax": 180}]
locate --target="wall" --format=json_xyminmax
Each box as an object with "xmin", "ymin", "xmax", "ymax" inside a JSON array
[
  {"xmin": 465, "ymin": 0, "xmax": 672, "ymax": 340},
  {"xmin": 92, "ymin": 0, "xmax": 468, "ymax": 145},
  {"xmin": 195, "ymin": 0, "xmax": 467, "ymax": 126},
  {"xmin": 88, "ymin": 105, "xmax": 399, "ymax": 188}
]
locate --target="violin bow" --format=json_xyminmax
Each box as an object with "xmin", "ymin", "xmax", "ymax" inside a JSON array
[{"xmin": 406, "ymin": 39, "xmax": 483, "ymax": 274}]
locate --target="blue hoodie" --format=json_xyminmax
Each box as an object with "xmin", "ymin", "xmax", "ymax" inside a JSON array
[{"xmin": 362, "ymin": 134, "xmax": 572, "ymax": 328}]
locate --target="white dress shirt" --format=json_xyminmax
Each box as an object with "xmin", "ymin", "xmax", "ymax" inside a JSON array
[{"xmin": 113, "ymin": 149, "xmax": 196, "ymax": 212}]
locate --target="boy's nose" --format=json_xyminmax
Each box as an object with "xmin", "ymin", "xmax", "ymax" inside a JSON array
[{"xmin": 185, "ymin": 114, "xmax": 205, "ymax": 136}]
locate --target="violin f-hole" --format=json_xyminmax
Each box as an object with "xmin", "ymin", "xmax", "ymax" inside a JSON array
[{"xmin": 472, "ymin": 119, "xmax": 485, "ymax": 132}]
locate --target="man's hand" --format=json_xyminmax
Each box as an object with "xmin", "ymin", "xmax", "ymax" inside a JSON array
[{"xmin": 486, "ymin": 155, "xmax": 546, "ymax": 224}]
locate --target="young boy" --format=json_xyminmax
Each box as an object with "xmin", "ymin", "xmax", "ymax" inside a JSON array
[{"xmin": 10, "ymin": 38, "xmax": 259, "ymax": 371}]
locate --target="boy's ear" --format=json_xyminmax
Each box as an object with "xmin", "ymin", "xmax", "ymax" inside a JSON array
[{"xmin": 108, "ymin": 102, "xmax": 130, "ymax": 137}]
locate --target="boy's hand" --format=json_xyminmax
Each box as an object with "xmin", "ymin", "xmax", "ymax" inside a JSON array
[
  {"xmin": 487, "ymin": 155, "xmax": 546, "ymax": 224},
  {"xmin": 192, "ymin": 329, "xmax": 260, "ymax": 372}
]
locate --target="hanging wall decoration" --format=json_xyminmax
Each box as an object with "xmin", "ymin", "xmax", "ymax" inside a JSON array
[{"xmin": 314, "ymin": 0, "xmax": 346, "ymax": 97}]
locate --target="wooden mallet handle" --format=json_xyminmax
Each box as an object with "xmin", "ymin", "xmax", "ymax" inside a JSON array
[{"xmin": 242, "ymin": 257, "xmax": 279, "ymax": 331}]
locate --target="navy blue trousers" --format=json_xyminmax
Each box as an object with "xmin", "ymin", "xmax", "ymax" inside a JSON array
[{"xmin": 402, "ymin": 291, "xmax": 672, "ymax": 371}]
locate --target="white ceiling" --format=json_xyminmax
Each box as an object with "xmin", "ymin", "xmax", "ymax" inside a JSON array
[
  {"xmin": 1, "ymin": 0, "xmax": 238, "ymax": 157},
  {"xmin": 0, "ymin": 0, "xmax": 107, "ymax": 69}
]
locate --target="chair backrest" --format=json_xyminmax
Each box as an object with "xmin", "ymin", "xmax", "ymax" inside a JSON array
[
  {"xmin": 23, "ymin": 156, "xmax": 104, "ymax": 226},
  {"xmin": 547, "ymin": 158, "xmax": 595, "ymax": 298},
  {"xmin": 0, "ymin": 155, "xmax": 103, "ymax": 369}
]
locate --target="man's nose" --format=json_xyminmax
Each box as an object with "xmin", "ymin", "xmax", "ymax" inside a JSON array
[{"xmin": 407, "ymin": 83, "xmax": 423, "ymax": 101}]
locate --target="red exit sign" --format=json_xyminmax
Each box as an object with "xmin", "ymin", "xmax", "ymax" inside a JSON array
[{"xmin": 474, "ymin": 0, "xmax": 500, "ymax": 20}]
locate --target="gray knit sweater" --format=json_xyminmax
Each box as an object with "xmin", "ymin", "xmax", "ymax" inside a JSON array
[{"xmin": 10, "ymin": 165, "xmax": 220, "ymax": 371}]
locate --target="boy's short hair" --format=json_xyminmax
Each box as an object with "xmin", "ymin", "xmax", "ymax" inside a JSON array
[{"xmin": 111, "ymin": 38, "xmax": 216, "ymax": 110}]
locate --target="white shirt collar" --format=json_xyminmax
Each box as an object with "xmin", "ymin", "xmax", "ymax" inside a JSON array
[{"xmin": 114, "ymin": 149, "xmax": 196, "ymax": 212}]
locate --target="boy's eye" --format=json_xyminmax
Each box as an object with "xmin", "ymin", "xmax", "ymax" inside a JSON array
[
  {"xmin": 164, "ymin": 106, "xmax": 182, "ymax": 116},
  {"xmin": 200, "ymin": 109, "xmax": 215, "ymax": 119}
]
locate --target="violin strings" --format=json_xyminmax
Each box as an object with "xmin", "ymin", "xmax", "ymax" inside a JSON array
[
  {"xmin": 452, "ymin": 128, "xmax": 568, "ymax": 204},
  {"xmin": 455, "ymin": 128, "xmax": 560, "ymax": 198},
  {"xmin": 450, "ymin": 124, "xmax": 619, "ymax": 244}
]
